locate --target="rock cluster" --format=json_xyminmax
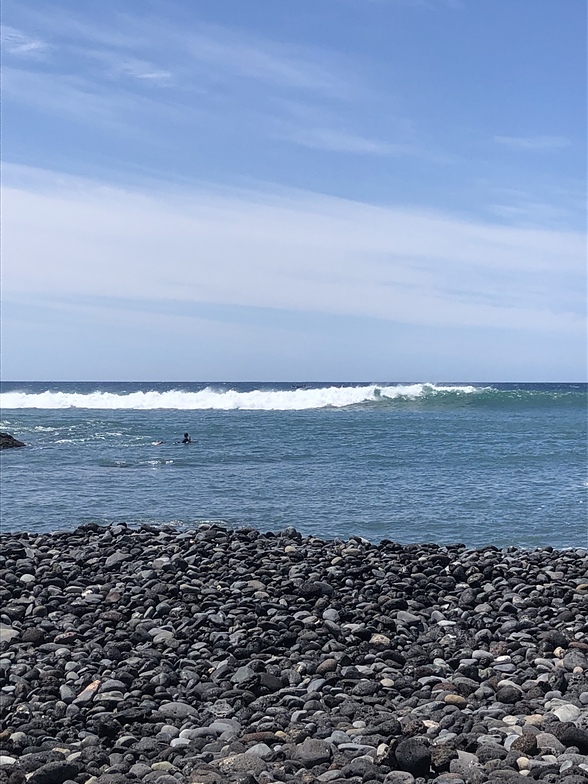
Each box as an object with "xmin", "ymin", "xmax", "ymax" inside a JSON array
[
  {"xmin": 1, "ymin": 523, "xmax": 587, "ymax": 784},
  {"xmin": 0, "ymin": 434, "xmax": 25, "ymax": 450}
]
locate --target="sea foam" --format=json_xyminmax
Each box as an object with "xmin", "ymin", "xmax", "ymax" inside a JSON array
[{"xmin": 0, "ymin": 383, "xmax": 481, "ymax": 411}]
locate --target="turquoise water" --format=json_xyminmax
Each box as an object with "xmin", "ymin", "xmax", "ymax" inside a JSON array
[{"xmin": 1, "ymin": 382, "xmax": 586, "ymax": 548}]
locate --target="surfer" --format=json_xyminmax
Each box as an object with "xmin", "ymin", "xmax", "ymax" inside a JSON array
[{"xmin": 181, "ymin": 432, "xmax": 192, "ymax": 444}]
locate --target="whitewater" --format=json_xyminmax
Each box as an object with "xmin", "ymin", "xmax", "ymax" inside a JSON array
[{"xmin": 0, "ymin": 383, "xmax": 481, "ymax": 410}]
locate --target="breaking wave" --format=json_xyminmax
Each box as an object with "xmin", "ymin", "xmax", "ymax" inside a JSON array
[{"xmin": 0, "ymin": 383, "xmax": 483, "ymax": 411}]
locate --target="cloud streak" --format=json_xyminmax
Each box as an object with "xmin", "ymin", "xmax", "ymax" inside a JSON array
[
  {"xmin": 118, "ymin": 59, "xmax": 172, "ymax": 81},
  {"xmin": 3, "ymin": 9, "xmax": 352, "ymax": 97},
  {"xmin": 3, "ymin": 165, "xmax": 585, "ymax": 337},
  {"xmin": 1, "ymin": 24, "xmax": 48, "ymax": 56},
  {"xmin": 2, "ymin": 8, "xmax": 394, "ymax": 161},
  {"xmin": 494, "ymin": 135, "xmax": 571, "ymax": 151},
  {"xmin": 280, "ymin": 127, "xmax": 420, "ymax": 156},
  {"xmin": 182, "ymin": 25, "xmax": 347, "ymax": 95},
  {"xmin": 1, "ymin": 66, "xmax": 148, "ymax": 127}
]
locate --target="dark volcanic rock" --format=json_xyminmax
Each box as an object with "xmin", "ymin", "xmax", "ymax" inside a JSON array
[
  {"xmin": 26, "ymin": 761, "xmax": 80, "ymax": 784},
  {"xmin": 557, "ymin": 725, "xmax": 588, "ymax": 753},
  {"xmin": 510, "ymin": 733, "xmax": 538, "ymax": 755},
  {"xmin": 0, "ymin": 432, "xmax": 25, "ymax": 449},
  {"xmin": 495, "ymin": 685, "xmax": 522, "ymax": 704},
  {"xmin": 430, "ymin": 744, "xmax": 458, "ymax": 772},
  {"xmin": 0, "ymin": 523, "xmax": 587, "ymax": 783},
  {"xmin": 395, "ymin": 737, "xmax": 431, "ymax": 776}
]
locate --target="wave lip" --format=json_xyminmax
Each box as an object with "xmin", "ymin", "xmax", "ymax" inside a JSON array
[{"xmin": 0, "ymin": 383, "xmax": 483, "ymax": 411}]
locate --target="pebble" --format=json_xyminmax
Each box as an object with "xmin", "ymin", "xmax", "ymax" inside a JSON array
[{"xmin": 1, "ymin": 523, "xmax": 587, "ymax": 783}]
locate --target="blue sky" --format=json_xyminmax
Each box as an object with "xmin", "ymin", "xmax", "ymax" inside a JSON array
[{"xmin": 2, "ymin": 0, "xmax": 586, "ymax": 381}]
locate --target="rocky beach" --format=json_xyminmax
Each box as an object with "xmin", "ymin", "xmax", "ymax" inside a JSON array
[{"xmin": 1, "ymin": 523, "xmax": 587, "ymax": 784}]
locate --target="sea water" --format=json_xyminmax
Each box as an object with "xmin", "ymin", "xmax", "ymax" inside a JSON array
[{"xmin": 1, "ymin": 382, "xmax": 586, "ymax": 548}]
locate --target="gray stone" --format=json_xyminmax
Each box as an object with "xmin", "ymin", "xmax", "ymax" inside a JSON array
[
  {"xmin": 104, "ymin": 551, "xmax": 129, "ymax": 567},
  {"xmin": 352, "ymin": 680, "xmax": 380, "ymax": 696},
  {"xmin": 450, "ymin": 752, "xmax": 485, "ymax": 783},
  {"xmin": 129, "ymin": 763, "xmax": 152, "ymax": 777},
  {"xmin": 552, "ymin": 703, "xmax": 582, "ymax": 722},
  {"xmin": 328, "ymin": 730, "xmax": 352, "ymax": 745},
  {"xmin": 535, "ymin": 732, "xmax": 566, "ymax": 753},
  {"xmin": 217, "ymin": 753, "xmax": 268, "ymax": 775},
  {"xmin": 245, "ymin": 743, "xmax": 273, "ymax": 759},
  {"xmin": 316, "ymin": 658, "xmax": 338, "ymax": 675},
  {"xmin": 293, "ymin": 737, "xmax": 333, "ymax": 767},
  {"xmin": 383, "ymin": 771, "xmax": 416, "ymax": 783},
  {"xmin": 0, "ymin": 625, "xmax": 19, "ymax": 644},
  {"xmin": 158, "ymin": 701, "xmax": 197, "ymax": 719},
  {"xmin": 231, "ymin": 665, "xmax": 256, "ymax": 684},
  {"xmin": 170, "ymin": 737, "xmax": 191, "ymax": 747},
  {"xmin": 396, "ymin": 611, "xmax": 421, "ymax": 626},
  {"xmin": 341, "ymin": 756, "xmax": 376, "ymax": 778},
  {"xmin": 563, "ymin": 649, "xmax": 588, "ymax": 671}
]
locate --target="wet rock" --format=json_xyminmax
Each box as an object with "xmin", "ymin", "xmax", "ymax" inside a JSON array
[{"xmin": 0, "ymin": 433, "xmax": 25, "ymax": 449}]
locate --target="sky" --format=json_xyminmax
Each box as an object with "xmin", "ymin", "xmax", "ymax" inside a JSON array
[{"xmin": 2, "ymin": 0, "xmax": 586, "ymax": 381}]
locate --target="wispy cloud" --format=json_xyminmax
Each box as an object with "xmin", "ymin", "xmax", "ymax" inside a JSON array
[
  {"xmin": 480, "ymin": 181, "xmax": 587, "ymax": 233},
  {"xmin": 1, "ymin": 24, "xmax": 48, "ymax": 56},
  {"xmin": 1, "ymin": 8, "xmax": 370, "ymax": 152},
  {"xmin": 494, "ymin": 135, "xmax": 571, "ymax": 151},
  {"xmin": 281, "ymin": 127, "xmax": 418, "ymax": 156},
  {"xmin": 344, "ymin": 0, "xmax": 462, "ymax": 8},
  {"xmin": 3, "ymin": 165, "xmax": 585, "ymax": 336},
  {"xmin": 2, "ymin": 7, "xmax": 146, "ymax": 50},
  {"xmin": 281, "ymin": 125, "xmax": 449, "ymax": 162},
  {"xmin": 82, "ymin": 50, "xmax": 173, "ymax": 83},
  {"xmin": 1, "ymin": 67, "xmax": 143, "ymax": 126},
  {"xmin": 3, "ymin": 8, "xmax": 351, "ymax": 96},
  {"xmin": 488, "ymin": 200, "xmax": 575, "ymax": 227},
  {"xmin": 269, "ymin": 99, "xmax": 431, "ymax": 159},
  {"xmin": 119, "ymin": 59, "xmax": 172, "ymax": 81},
  {"xmin": 183, "ymin": 26, "xmax": 347, "ymax": 95}
]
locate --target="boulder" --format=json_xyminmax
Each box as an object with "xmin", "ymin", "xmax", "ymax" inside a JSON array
[{"xmin": 0, "ymin": 433, "xmax": 25, "ymax": 449}]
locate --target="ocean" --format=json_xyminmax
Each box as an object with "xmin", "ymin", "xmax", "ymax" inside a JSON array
[{"xmin": 1, "ymin": 381, "xmax": 586, "ymax": 549}]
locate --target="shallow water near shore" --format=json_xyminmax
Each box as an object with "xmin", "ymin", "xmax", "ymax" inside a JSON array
[{"xmin": 1, "ymin": 381, "xmax": 586, "ymax": 548}]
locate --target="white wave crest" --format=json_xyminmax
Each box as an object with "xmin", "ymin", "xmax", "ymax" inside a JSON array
[{"xmin": 0, "ymin": 384, "xmax": 482, "ymax": 411}]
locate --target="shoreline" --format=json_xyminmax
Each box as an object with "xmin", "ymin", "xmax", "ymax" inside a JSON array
[
  {"xmin": 1, "ymin": 523, "xmax": 587, "ymax": 783},
  {"xmin": 1, "ymin": 520, "xmax": 584, "ymax": 553}
]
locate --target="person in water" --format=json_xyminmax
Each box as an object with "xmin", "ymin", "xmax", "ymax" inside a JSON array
[{"xmin": 182, "ymin": 433, "xmax": 192, "ymax": 444}]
